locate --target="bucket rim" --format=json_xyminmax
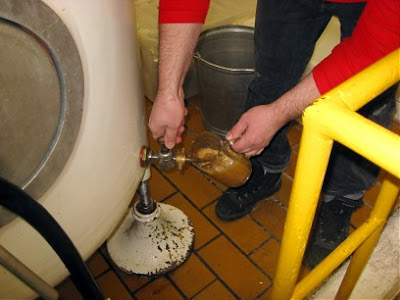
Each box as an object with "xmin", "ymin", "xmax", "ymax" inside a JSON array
[{"xmin": 194, "ymin": 25, "xmax": 255, "ymax": 73}]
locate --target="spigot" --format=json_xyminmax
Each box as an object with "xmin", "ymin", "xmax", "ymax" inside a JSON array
[{"xmin": 140, "ymin": 145, "xmax": 190, "ymax": 171}]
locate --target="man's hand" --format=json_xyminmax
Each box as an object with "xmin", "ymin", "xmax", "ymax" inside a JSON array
[
  {"xmin": 148, "ymin": 90, "xmax": 187, "ymax": 149},
  {"xmin": 226, "ymin": 73, "xmax": 321, "ymax": 157},
  {"xmin": 149, "ymin": 23, "xmax": 203, "ymax": 149},
  {"xmin": 226, "ymin": 104, "xmax": 288, "ymax": 157}
]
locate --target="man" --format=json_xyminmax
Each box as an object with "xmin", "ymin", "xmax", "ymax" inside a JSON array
[{"xmin": 149, "ymin": 0, "xmax": 399, "ymax": 267}]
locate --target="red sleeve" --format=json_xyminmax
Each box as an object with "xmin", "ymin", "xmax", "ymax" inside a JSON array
[
  {"xmin": 159, "ymin": 0, "xmax": 210, "ymax": 23},
  {"xmin": 312, "ymin": 0, "xmax": 400, "ymax": 94}
]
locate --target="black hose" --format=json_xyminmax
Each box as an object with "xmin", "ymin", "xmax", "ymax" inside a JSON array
[{"xmin": 0, "ymin": 177, "xmax": 105, "ymax": 300}]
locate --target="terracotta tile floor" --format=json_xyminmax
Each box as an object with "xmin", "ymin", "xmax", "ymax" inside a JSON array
[{"xmin": 56, "ymin": 97, "xmax": 400, "ymax": 300}]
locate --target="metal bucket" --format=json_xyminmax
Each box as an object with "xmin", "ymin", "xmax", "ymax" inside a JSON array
[{"xmin": 194, "ymin": 25, "xmax": 255, "ymax": 137}]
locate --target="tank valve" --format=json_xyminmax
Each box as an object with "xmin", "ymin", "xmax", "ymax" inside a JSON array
[{"xmin": 140, "ymin": 145, "xmax": 189, "ymax": 171}]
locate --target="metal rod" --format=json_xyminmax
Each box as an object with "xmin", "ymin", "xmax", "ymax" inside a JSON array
[
  {"xmin": 334, "ymin": 175, "xmax": 400, "ymax": 300},
  {"xmin": 269, "ymin": 123, "xmax": 334, "ymax": 300},
  {"xmin": 293, "ymin": 218, "xmax": 382, "ymax": 299},
  {"xmin": 269, "ymin": 49, "xmax": 400, "ymax": 299},
  {"xmin": 136, "ymin": 179, "xmax": 156, "ymax": 214},
  {"xmin": 0, "ymin": 244, "xmax": 58, "ymax": 300},
  {"xmin": 138, "ymin": 180, "xmax": 151, "ymax": 207}
]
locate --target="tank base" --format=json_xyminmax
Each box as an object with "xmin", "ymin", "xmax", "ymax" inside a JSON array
[{"xmin": 107, "ymin": 202, "xmax": 194, "ymax": 277}]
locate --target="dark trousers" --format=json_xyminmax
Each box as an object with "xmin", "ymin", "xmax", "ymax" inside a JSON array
[{"xmin": 249, "ymin": 0, "xmax": 397, "ymax": 196}]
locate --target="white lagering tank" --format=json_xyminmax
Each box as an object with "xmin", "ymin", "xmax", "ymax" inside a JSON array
[{"xmin": 0, "ymin": 0, "xmax": 146, "ymax": 298}]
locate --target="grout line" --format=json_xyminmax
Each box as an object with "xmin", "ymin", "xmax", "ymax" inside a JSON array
[
  {"xmin": 255, "ymin": 285, "xmax": 273, "ymax": 300},
  {"xmin": 128, "ymin": 278, "xmax": 156, "ymax": 296},
  {"xmin": 152, "ymin": 164, "xmax": 222, "ymax": 212},
  {"xmin": 247, "ymin": 236, "xmax": 273, "ymax": 257},
  {"xmin": 93, "ymin": 267, "xmax": 111, "ymax": 280},
  {"xmin": 195, "ymin": 233, "xmax": 222, "ymax": 252},
  {"xmin": 98, "ymin": 248, "xmax": 143, "ymax": 299},
  {"xmin": 89, "ymin": 250, "xmax": 112, "ymax": 280},
  {"xmin": 242, "ymin": 250, "xmax": 274, "ymax": 283},
  {"xmin": 192, "ymin": 251, "xmax": 241, "ymax": 300},
  {"xmin": 145, "ymin": 111, "xmax": 302, "ymax": 298},
  {"xmin": 200, "ymin": 197, "xmax": 218, "ymax": 211},
  {"xmin": 188, "ymin": 278, "xmax": 219, "ymax": 299},
  {"xmin": 270, "ymin": 195, "xmax": 288, "ymax": 210},
  {"xmin": 249, "ymin": 211, "xmax": 277, "ymax": 237},
  {"xmin": 158, "ymin": 190, "xmax": 180, "ymax": 203},
  {"xmin": 165, "ymin": 273, "xmax": 190, "ymax": 300},
  {"xmin": 152, "ymin": 164, "xmax": 275, "ymax": 296}
]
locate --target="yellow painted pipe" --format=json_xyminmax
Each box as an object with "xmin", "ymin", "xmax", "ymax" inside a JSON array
[
  {"xmin": 269, "ymin": 125, "xmax": 333, "ymax": 300},
  {"xmin": 335, "ymin": 175, "xmax": 400, "ymax": 300},
  {"xmin": 305, "ymin": 101, "xmax": 400, "ymax": 178},
  {"xmin": 292, "ymin": 218, "xmax": 382, "ymax": 300},
  {"xmin": 270, "ymin": 49, "xmax": 400, "ymax": 300}
]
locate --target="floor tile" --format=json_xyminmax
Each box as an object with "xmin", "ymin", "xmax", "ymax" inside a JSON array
[
  {"xmin": 86, "ymin": 251, "xmax": 109, "ymax": 278},
  {"xmin": 287, "ymin": 121, "xmax": 303, "ymax": 148},
  {"xmin": 366, "ymin": 174, "xmax": 400, "ymax": 213},
  {"xmin": 273, "ymin": 174, "xmax": 293, "ymax": 207},
  {"xmin": 186, "ymin": 95, "xmax": 202, "ymax": 111},
  {"xmin": 351, "ymin": 204, "xmax": 372, "ymax": 228},
  {"xmin": 198, "ymin": 236, "xmax": 271, "ymax": 299},
  {"xmin": 134, "ymin": 276, "xmax": 184, "ymax": 300},
  {"xmin": 256, "ymin": 288, "xmax": 273, "ymax": 300},
  {"xmin": 185, "ymin": 105, "xmax": 207, "ymax": 134},
  {"xmin": 169, "ymin": 254, "xmax": 215, "ymax": 298},
  {"xmin": 56, "ymin": 96, "xmax": 400, "ymax": 300},
  {"xmin": 177, "ymin": 125, "xmax": 199, "ymax": 150},
  {"xmin": 250, "ymin": 239, "xmax": 310, "ymax": 281},
  {"xmin": 376, "ymin": 169, "xmax": 387, "ymax": 185},
  {"xmin": 250, "ymin": 238, "xmax": 280, "ymax": 278},
  {"xmin": 392, "ymin": 119, "xmax": 400, "ymax": 134},
  {"xmin": 285, "ymin": 150, "xmax": 299, "ymax": 179},
  {"xmin": 364, "ymin": 181, "xmax": 381, "ymax": 206},
  {"xmin": 203, "ymin": 202, "xmax": 270, "ymax": 254},
  {"xmin": 114, "ymin": 268, "xmax": 150, "ymax": 293},
  {"xmin": 56, "ymin": 278, "xmax": 84, "ymax": 300},
  {"xmin": 251, "ymin": 200, "xmax": 287, "ymax": 240},
  {"xmin": 162, "ymin": 162, "xmax": 222, "ymax": 209},
  {"xmin": 192, "ymin": 280, "xmax": 236, "ymax": 300},
  {"xmin": 164, "ymin": 193, "xmax": 220, "ymax": 249},
  {"xmin": 96, "ymin": 270, "xmax": 133, "ymax": 300},
  {"xmin": 148, "ymin": 166, "xmax": 176, "ymax": 202},
  {"xmin": 146, "ymin": 126, "xmax": 162, "ymax": 153},
  {"xmin": 145, "ymin": 97, "xmax": 153, "ymax": 108}
]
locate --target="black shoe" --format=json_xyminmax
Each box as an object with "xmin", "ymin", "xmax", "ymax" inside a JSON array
[
  {"xmin": 305, "ymin": 195, "xmax": 363, "ymax": 269},
  {"xmin": 215, "ymin": 160, "xmax": 281, "ymax": 221}
]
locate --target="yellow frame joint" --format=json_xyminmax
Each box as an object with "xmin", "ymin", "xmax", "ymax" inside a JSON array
[{"xmin": 270, "ymin": 49, "xmax": 400, "ymax": 300}]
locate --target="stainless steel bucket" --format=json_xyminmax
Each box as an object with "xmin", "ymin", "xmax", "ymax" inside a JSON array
[{"xmin": 194, "ymin": 25, "xmax": 255, "ymax": 137}]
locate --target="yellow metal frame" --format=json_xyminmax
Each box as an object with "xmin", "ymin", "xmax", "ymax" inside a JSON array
[{"xmin": 270, "ymin": 49, "xmax": 400, "ymax": 300}]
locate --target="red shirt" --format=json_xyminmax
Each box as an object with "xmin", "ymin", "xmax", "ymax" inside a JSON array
[{"xmin": 159, "ymin": 0, "xmax": 399, "ymax": 94}]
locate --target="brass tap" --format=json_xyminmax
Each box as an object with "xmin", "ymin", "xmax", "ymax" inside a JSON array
[{"xmin": 140, "ymin": 145, "xmax": 189, "ymax": 171}]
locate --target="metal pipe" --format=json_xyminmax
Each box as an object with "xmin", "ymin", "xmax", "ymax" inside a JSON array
[
  {"xmin": 135, "ymin": 168, "xmax": 156, "ymax": 214},
  {"xmin": 293, "ymin": 218, "xmax": 382, "ymax": 299},
  {"xmin": 0, "ymin": 244, "xmax": 58, "ymax": 300},
  {"xmin": 334, "ymin": 174, "xmax": 400, "ymax": 300},
  {"xmin": 269, "ymin": 123, "xmax": 334, "ymax": 300},
  {"xmin": 269, "ymin": 49, "xmax": 400, "ymax": 299}
]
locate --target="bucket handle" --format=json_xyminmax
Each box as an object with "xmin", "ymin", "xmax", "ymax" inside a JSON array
[{"xmin": 194, "ymin": 52, "xmax": 254, "ymax": 73}]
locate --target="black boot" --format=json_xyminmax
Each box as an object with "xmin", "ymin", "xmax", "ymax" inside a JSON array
[
  {"xmin": 305, "ymin": 195, "xmax": 363, "ymax": 269},
  {"xmin": 215, "ymin": 159, "xmax": 281, "ymax": 221}
]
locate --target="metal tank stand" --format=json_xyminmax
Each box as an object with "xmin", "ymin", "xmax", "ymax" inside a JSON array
[{"xmin": 107, "ymin": 168, "xmax": 194, "ymax": 276}]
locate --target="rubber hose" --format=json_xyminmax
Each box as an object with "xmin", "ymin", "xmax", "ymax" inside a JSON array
[{"xmin": 0, "ymin": 177, "xmax": 105, "ymax": 300}]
